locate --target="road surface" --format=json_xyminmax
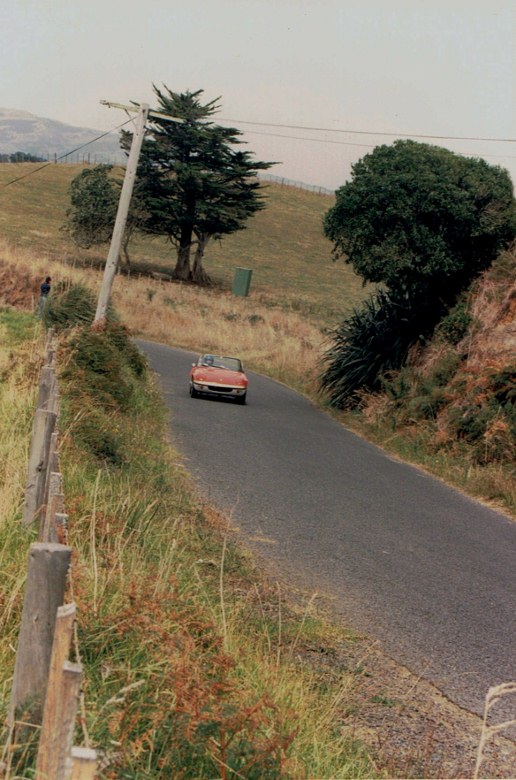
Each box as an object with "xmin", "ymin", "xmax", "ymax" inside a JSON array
[{"xmin": 138, "ymin": 339, "xmax": 516, "ymax": 719}]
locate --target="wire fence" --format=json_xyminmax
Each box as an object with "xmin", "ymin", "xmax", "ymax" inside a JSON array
[
  {"xmin": 0, "ymin": 155, "xmax": 336, "ymax": 194},
  {"xmin": 49, "ymin": 152, "xmax": 125, "ymax": 166},
  {"xmin": 258, "ymin": 172, "xmax": 335, "ymax": 195},
  {"xmin": 0, "ymin": 152, "xmax": 124, "ymax": 166}
]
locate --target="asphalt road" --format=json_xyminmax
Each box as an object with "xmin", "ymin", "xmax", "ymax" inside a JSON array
[{"xmin": 138, "ymin": 339, "xmax": 516, "ymax": 718}]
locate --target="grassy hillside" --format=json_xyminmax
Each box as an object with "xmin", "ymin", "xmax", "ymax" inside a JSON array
[
  {"xmin": 0, "ymin": 163, "xmax": 369, "ymax": 326},
  {"xmin": 340, "ymin": 248, "xmax": 516, "ymax": 517}
]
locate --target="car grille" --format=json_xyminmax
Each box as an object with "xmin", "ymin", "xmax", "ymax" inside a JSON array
[{"xmin": 208, "ymin": 385, "xmax": 233, "ymax": 393}]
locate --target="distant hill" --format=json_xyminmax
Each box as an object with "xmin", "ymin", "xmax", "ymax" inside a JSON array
[{"xmin": 0, "ymin": 108, "xmax": 123, "ymax": 163}]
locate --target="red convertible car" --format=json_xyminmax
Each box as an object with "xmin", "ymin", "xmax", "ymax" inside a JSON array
[{"xmin": 189, "ymin": 354, "xmax": 248, "ymax": 404}]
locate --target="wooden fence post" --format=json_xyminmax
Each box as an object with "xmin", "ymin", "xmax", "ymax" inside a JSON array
[
  {"xmin": 71, "ymin": 747, "xmax": 98, "ymax": 780},
  {"xmin": 49, "ymin": 431, "xmax": 59, "ymax": 469},
  {"xmin": 39, "ymin": 471, "xmax": 64, "ymax": 543},
  {"xmin": 43, "ymin": 432, "xmax": 61, "ymax": 508},
  {"xmin": 22, "ymin": 409, "xmax": 58, "ymax": 526},
  {"xmin": 44, "ymin": 328, "xmax": 56, "ymax": 364},
  {"xmin": 8, "ymin": 543, "xmax": 72, "ymax": 726},
  {"xmin": 55, "ymin": 512, "xmax": 69, "ymax": 545},
  {"xmin": 45, "ymin": 337, "xmax": 56, "ymax": 367},
  {"xmin": 50, "ymin": 383, "xmax": 60, "ymax": 417},
  {"xmin": 54, "ymin": 661, "xmax": 83, "ymax": 780},
  {"xmin": 36, "ymin": 604, "xmax": 77, "ymax": 780},
  {"xmin": 45, "ymin": 327, "xmax": 56, "ymax": 349},
  {"xmin": 36, "ymin": 366, "xmax": 57, "ymax": 412}
]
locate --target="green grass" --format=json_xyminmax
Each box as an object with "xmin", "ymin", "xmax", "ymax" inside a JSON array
[
  {"xmin": 0, "ymin": 308, "xmax": 38, "ymax": 346},
  {"xmin": 0, "ymin": 163, "xmax": 370, "ymax": 328},
  {"xmin": 0, "ymin": 164, "xmax": 74, "ymax": 251},
  {"xmin": 0, "ymin": 320, "xmax": 42, "ymax": 776}
]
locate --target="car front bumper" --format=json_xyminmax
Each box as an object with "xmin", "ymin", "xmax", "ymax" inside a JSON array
[{"xmin": 192, "ymin": 381, "xmax": 246, "ymax": 398}]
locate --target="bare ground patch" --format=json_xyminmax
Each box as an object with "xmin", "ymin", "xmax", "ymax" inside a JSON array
[{"xmin": 291, "ymin": 595, "xmax": 516, "ymax": 779}]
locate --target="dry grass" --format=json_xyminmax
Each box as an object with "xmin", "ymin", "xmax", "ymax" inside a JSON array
[
  {"xmin": 113, "ymin": 275, "xmax": 326, "ymax": 392},
  {"xmin": 1, "ymin": 164, "xmax": 514, "ymax": 517},
  {"xmin": 0, "ymin": 162, "xmax": 369, "ymax": 395},
  {"xmin": 474, "ymin": 682, "xmax": 516, "ymax": 779},
  {"xmin": 1, "ymin": 169, "xmax": 515, "ymax": 774},
  {"xmin": 0, "ymin": 312, "xmax": 378, "ymax": 778},
  {"xmin": 0, "ymin": 163, "xmax": 369, "ymax": 327},
  {"xmin": 1, "ymin": 235, "xmax": 515, "ymax": 517},
  {"xmin": 0, "ymin": 323, "xmax": 42, "ymax": 722},
  {"xmin": 0, "ymin": 238, "xmax": 327, "ymax": 395},
  {"xmin": 465, "ymin": 251, "xmax": 516, "ymax": 367}
]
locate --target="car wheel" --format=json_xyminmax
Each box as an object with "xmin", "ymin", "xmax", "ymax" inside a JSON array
[
  {"xmin": 190, "ymin": 383, "xmax": 199, "ymax": 398},
  {"xmin": 235, "ymin": 393, "xmax": 247, "ymax": 405}
]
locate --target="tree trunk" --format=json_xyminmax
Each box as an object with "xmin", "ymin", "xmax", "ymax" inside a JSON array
[
  {"xmin": 191, "ymin": 234, "xmax": 212, "ymax": 285},
  {"xmin": 174, "ymin": 222, "xmax": 194, "ymax": 280},
  {"xmin": 174, "ymin": 244, "xmax": 192, "ymax": 280}
]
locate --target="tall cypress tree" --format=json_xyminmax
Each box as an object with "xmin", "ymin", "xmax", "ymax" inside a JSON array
[{"xmin": 124, "ymin": 86, "xmax": 275, "ymax": 282}]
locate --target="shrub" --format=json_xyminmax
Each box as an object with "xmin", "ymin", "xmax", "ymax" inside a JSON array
[
  {"xmin": 43, "ymin": 282, "xmax": 98, "ymax": 330},
  {"xmin": 63, "ymin": 329, "xmax": 134, "ymax": 411},
  {"xmin": 324, "ymin": 140, "xmax": 516, "ymax": 302},
  {"xmin": 102, "ymin": 321, "xmax": 147, "ymax": 378},
  {"xmin": 381, "ymin": 368, "xmax": 415, "ymax": 405},
  {"xmin": 445, "ymin": 364, "xmax": 516, "ymax": 463},
  {"xmin": 322, "ymin": 141, "xmax": 516, "ymax": 402},
  {"xmin": 320, "ymin": 290, "xmax": 436, "ymax": 408},
  {"xmin": 408, "ymin": 387, "xmax": 449, "ymax": 420},
  {"xmin": 427, "ymin": 351, "xmax": 461, "ymax": 387},
  {"xmin": 491, "ymin": 366, "xmax": 516, "ymax": 406},
  {"xmin": 58, "ymin": 315, "xmax": 147, "ymax": 464},
  {"xmin": 247, "ymin": 313, "xmax": 265, "ymax": 326},
  {"xmin": 437, "ymin": 300, "xmax": 473, "ymax": 346},
  {"xmin": 68, "ymin": 404, "xmax": 124, "ymax": 465}
]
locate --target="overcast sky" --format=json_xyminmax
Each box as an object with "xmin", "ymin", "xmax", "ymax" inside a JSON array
[{"xmin": 1, "ymin": 0, "xmax": 515, "ymax": 189}]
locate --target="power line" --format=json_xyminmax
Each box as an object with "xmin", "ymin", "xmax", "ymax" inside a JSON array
[
  {"xmin": 218, "ymin": 117, "xmax": 516, "ymax": 145},
  {"xmin": 1, "ymin": 118, "xmax": 133, "ymax": 189},
  {"xmin": 241, "ymin": 127, "xmax": 516, "ymax": 161},
  {"xmin": 244, "ymin": 129, "xmax": 376, "ymax": 149}
]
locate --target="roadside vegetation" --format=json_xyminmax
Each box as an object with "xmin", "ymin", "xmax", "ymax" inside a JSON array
[
  {"xmin": 339, "ymin": 245, "xmax": 516, "ymax": 516},
  {"xmin": 320, "ymin": 141, "xmax": 516, "ymax": 517},
  {"xmin": 322, "ymin": 141, "xmax": 516, "ymax": 403},
  {"xmin": 0, "ymin": 156, "xmax": 515, "ymax": 776},
  {"xmin": 0, "ymin": 165, "xmax": 513, "ymax": 517},
  {"xmin": 0, "ymin": 303, "xmax": 376, "ymax": 779}
]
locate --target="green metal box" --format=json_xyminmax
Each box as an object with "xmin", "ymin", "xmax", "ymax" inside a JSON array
[{"xmin": 232, "ymin": 267, "xmax": 253, "ymax": 297}]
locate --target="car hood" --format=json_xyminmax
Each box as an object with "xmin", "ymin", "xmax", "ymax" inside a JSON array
[{"xmin": 192, "ymin": 367, "xmax": 247, "ymax": 384}]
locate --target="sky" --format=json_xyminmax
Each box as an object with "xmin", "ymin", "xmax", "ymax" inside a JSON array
[{"xmin": 1, "ymin": 0, "xmax": 515, "ymax": 190}]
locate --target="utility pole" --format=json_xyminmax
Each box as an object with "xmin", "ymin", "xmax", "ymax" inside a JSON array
[
  {"xmin": 94, "ymin": 101, "xmax": 183, "ymax": 324},
  {"xmin": 94, "ymin": 102, "xmax": 149, "ymax": 323}
]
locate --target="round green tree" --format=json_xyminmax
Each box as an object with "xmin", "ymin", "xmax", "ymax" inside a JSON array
[
  {"xmin": 65, "ymin": 165, "xmax": 119, "ymax": 249},
  {"xmin": 324, "ymin": 140, "xmax": 516, "ymax": 304},
  {"xmin": 321, "ymin": 141, "xmax": 516, "ymax": 407},
  {"xmin": 64, "ymin": 164, "xmax": 145, "ymax": 267}
]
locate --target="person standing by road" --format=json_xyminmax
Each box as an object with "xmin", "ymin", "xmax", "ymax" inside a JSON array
[{"xmin": 37, "ymin": 276, "xmax": 51, "ymax": 319}]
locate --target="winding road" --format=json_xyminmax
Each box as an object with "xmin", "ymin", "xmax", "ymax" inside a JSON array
[{"xmin": 138, "ymin": 339, "xmax": 516, "ymax": 719}]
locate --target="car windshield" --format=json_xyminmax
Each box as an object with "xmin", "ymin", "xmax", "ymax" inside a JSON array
[{"xmin": 199, "ymin": 355, "xmax": 242, "ymax": 372}]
